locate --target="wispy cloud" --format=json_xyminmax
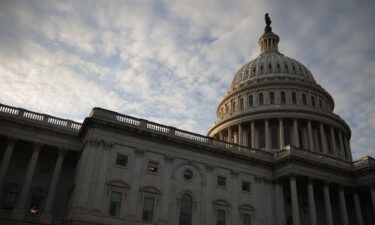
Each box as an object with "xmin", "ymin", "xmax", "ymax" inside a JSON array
[{"xmin": 0, "ymin": 0, "xmax": 374, "ymax": 159}]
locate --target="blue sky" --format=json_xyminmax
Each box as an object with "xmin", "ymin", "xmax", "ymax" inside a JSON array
[{"xmin": 0, "ymin": 0, "xmax": 374, "ymax": 159}]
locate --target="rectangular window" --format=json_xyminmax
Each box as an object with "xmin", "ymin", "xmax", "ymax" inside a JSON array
[
  {"xmin": 109, "ymin": 191, "xmax": 122, "ymax": 217},
  {"xmin": 116, "ymin": 154, "xmax": 128, "ymax": 167},
  {"xmin": 217, "ymin": 176, "xmax": 226, "ymax": 187},
  {"xmin": 142, "ymin": 197, "xmax": 155, "ymax": 221},
  {"xmin": 147, "ymin": 161, "xmax": 159, "ymax": 173},
  {"xmin": 217, "ymin": 209, "xmax": 226, "ymax": 225},
  {"xmin": 242, "ymin": 181, "xmax": 251, "ymax": 192},
  {"xmin": 2, "ymin": 192, "xmax": 17, "ymax": 211},
  {"xmin": 243, "ymin": 214, "xmax": 252, "ymax": 225},
  {"xmin": 292, "ymin": 92, "xmax": 297, "ymax": 104}
]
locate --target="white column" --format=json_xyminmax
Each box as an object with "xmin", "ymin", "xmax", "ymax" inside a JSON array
[
  {"xmin": 338, "ymin": 131, "xmax": 345, "ymax": 158},
  {"xmin": 353, "ymin": 193, "xmax": 364, "ymax": 225},
  {"xmin": 41, "ymin": 149, "xmax": 66, "ymax": 223},
  {"xmin": 293, "ymin": 119, "xmax": 299, "ymax": 147},
  {"xmin": 274, "ymin": 181, "xmax": 286, "ymax": 225},
  {"xmin": 338, "ymin": 187, "xmax": 349, "ymax": 225},
  {"xmin": 323, "ymin": 182, "xmax": 334, "ymax": 225},
  {"xmin": 159, "ymin": 156, "xmax": 174, "ymax": 223},
  {"xmin": 343, "ymin": 135, "xmax": 353, "ymax": 161},
  {"xmin": 307, "ymin": 179, "xmax": 317, "ymax": 225},
  {"xmin": 279, "ymin": 119, "xmax": 284, "ymax": 148},
  {"xmin": 0, "ymin": 137, "xmax": 17, "ymax": 194},
  {"xmin": 289, "ymin": 176, "xmax": 300, "ymax": 225},
  {"xmin": 251, "ymin": 121, "xmax": 256, "ymax": 148},
  {"xmin": 320, "ymin": 123, "xmax": 328, "ymax": 154},
  {"xmin": 371, "ymin": 188, "xmax": 375, "ymax": 222},
  {"xmin": 125, "ymin": 149, "xmax": 144, "ymax": 222},
  {"xmin": 265, "ymin": 119, "xmax": 270, "ymax": 149},
  {"xmin": 307, "ymin": 121, "xmax": 314, "ymax": 151},
  {"xmin": 228, "ymin": 127, "xmax": 232, "ymax": 143},
  {"xmin": 205, "ymin": 165, "xmax": 214, "ymax": 224},
  {"xmin": 13, "ymin": 143, "xmax": 42, "ymax": 219},
  {"xmin": 330, "ymin": 127, "xmax": 338, "ymax": 156},
  {"xmin": 238, "ymin": 124, "xmax": 243, "ymax": 145}
]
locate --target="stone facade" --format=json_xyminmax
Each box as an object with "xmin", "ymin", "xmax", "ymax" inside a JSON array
[{"xmin": 0, "ymin": 20, "xmax": 374, "ymax": 225}]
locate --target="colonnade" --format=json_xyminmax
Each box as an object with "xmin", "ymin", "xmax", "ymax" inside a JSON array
[
  {"xmin": 274, "ymin": 176, "xmax": 375, "ymax": 225},
  {"xmin": 215, "ymin": 118, "xmax": 352, "ymax": 160},
  {"xmin": 0, "ymin": 136, "xmax": 67, "ymax": 223}
]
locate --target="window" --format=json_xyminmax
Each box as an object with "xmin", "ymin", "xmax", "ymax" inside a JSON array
[
  {"xmin": 179, "ymin": 194, "xmax": 193, "ymax": 225},
  {"xmin": 240, "ymin": 98, "xmax": 244, "ymax": 110},
  {"xmin": 281, "ymin": 92, "xmax": 286, "ymax": 104},
  {"xmin": 116, "ymin": 154, "xmax": 128, "ymax": 167},
  {"xmin": 217, "ymin": 176, "xmax": 226, "ymax": 187},
  {"xmin": 243, "ymin": 214, "xmax": 252, "ymax": 225},
  {"xmin": 217, "ymin": 209, "xmax": 226, "ymax": 225},
  {"xmin": 292, "ymin": 92, "xmax": 297, "ymax": 104},
  {"xmin": 184, "ymin": 170, "xmax": 193, "ymax": 180},
  {"xmin": 311, "ymin": 96, "xmax": 315, "ymax": 107},
  {"xmin": 248, "ymin": 95, "xmax": 253, "ymax": 107},
  {"xmin": 142, "ymin": 197, "xmax": 155, "ymax": 221},
  {"xmin": 258, "ymin": 93, "xmax": 264, "ymax": 105},
  {"xmin": 2, "ymin": 192, "xmax": 17, "ymax": 211},
  {"xmin": 319, "ymin": 99, "xmax": 322, "ymax": 108},
  {"xmin": 232, "ymin": 101, "xmax": 236, "ymax": 112},
  {"xmin": 259, "ymin": 128, "xmax": 265, "ymax": 148},
  {"xmin": 242, "ymin": 181, "xmax": 251, "ymax": 192},
  {"xmin": 302, "ymin": 94, "xmax": 307, "ymax": 105},
  {"xmin": 270, "ymin": 92, "xmax": 275, "ymax": 104},
  {"xmin": 147, "ymin": 161, "xmax": 159, "ymax": 173},
  {"xmin": 271, "ymin": 127, "xmax": 278, "ymax": 149},
  {"xmin": 28, "ymin": 195, "xmax": 43, "ymax": 215},
  {"xmin": 284, "ymin": 127, "xmax": 291, "ymax": 146},
  {"xmin": 276, "ymin": 63, "xmax": 280, "ymax": 72},
  {"xmin": 109, "ymin": 191, "xmax": 122, "ymax": 217}
]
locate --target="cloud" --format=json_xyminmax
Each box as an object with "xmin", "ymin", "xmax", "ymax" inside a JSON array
[{"xmin": 0, "ymin": 0, "xmax": 374, "ymax": 159}]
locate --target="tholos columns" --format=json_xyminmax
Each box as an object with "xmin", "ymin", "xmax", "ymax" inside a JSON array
[
  {"xmin": 228, "ymin": 127, "xmax": 232, "ymax": 143},
  {"xmin": 265, "ymin": 119, "xmax": 270, "ymax": 149},
  {"xmin": 307, "ymin": 179, "xmax": 317, "ymax": 225},
  {"xmin": 238, "ymin": 123, "xmax": 243, "ymax": 145},
  {"xmin": 320, "ymin": 123, "xmax": 328, "ymax": 154},
  {"xmin": 279, "ymin": 119, "xmax": 284, "ymax": 148},
  {"xmin": 293, "ymin": 119, "xmax": 299, "ymax": 147},
  {"xmin": 323, "ymin": 182, "xmax": 334, "ymax": 225},
  {"xmin": 251, "ymin": 121, "xmax": 256, "ymax": 148},
  {"xmin": 330, "ymin": 127, "xmax": 337, "ymax": 156},
  {"xmin": 338, "ymin": 187, "xmax": 349, "ymax": 225},
  {"xmin": 13, "ymin": 143, "xmax": 43, "ymax": 219},
  {"xmin": 307, "ymin": 121, "xmax": 314, "ymax": 151},
  {"xmin": 289, "ymin": 176, "xmax": 300, "ymax": 225},
  {"xmin": 338, "ymin": 131, "xmax": 345, "ymax": 158},
  {"xmin": 0, "ymin": 137, "xmax": 17, "ymax": 195}
]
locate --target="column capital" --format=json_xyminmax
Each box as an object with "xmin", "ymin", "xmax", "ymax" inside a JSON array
[
  {"xmin": 33, "ymin": 142, "xmax": 43, "ymax": 152},
  {"xmin": 279, "ymin": 118, "xmax": 283, "ymax": 122},
  {"xmin": 289, "ymin": 174, "xmax": 298, "ymax": 181},
  {"xmin": 323, "ymin": 180, "xmax": 331, "ymax": 187},
  {"xmin": 6, "ymin": 136, "xmax": 18, "ymax": 147},
  {"xmin": 57, "ymin": 149, "xmax": 67, "ymax": 157},
  {"xmin": 307, "ymin": 177, "xmax": 315, "ymax": 184}
]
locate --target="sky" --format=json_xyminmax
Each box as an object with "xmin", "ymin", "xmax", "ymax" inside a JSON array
[{"xmin": 0, "ymin": 0, "xmax": 374, "ymax": 160}]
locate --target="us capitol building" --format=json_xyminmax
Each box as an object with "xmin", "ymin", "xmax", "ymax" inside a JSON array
[{"xmin": 0, "ymin": 15, "xmax": 374, "ymax": 225}]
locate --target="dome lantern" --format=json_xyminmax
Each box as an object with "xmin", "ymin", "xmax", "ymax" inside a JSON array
[{"xmin": 258, "ymin": 13, "xmax": 280, "ymax": 55}]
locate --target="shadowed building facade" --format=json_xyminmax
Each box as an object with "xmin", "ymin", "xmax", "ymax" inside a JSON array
[{"xmin": 0, "ymin": 15, "xmax": 374, "ymax": 225}]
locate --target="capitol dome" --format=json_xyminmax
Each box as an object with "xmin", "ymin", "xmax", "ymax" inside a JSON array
[{"xmin": 208, "ymin": 14, "xmax": 352, "ymax": 161}]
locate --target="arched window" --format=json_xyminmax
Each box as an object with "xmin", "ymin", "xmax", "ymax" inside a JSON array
[
  {"xmin": 302, "ymin": 94, "xmax": 307, "ymax": 105},
  {"xmin": 292, "ymin": 92, "xmax": 297, "ymax": 104},
  {"xmin": 179, "ymin": 194, "xmax": 193, "ymax": 225},
  {"xmin": 248, "ymin": 95, "xmax": 253, "ymax": 107},
  {"xmin": 270, "ymin": 92, "xmax": 275, "ymax": 104},
  {"xmin": 281, "ymin": 91, "xmax": 286, "ymax": 104},
  {"xmin": 232, "ymin": 101, "xmax": 236, "ymax": 112},
  {"xmin": 259, "ymin": 93, "xmax": 264, "ymax": 105},
  {"xmin": 240, "ymin": 98, "xmax": 244, "ymax": 110},
  {"xmin": 311, "ymin": 96, "xmax": 315, "ymax": 107},
  {"xmin": 319, "ymin": 99, "xmax": 322, "ymax": 108}
]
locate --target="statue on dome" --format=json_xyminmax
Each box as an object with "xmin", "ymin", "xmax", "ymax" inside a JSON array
[{"xmin": 265, "ymin": 13, "xmax": 272, "ymax": 33}]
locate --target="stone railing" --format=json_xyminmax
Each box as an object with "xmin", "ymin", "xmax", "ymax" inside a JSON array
[
  {"xmin": 90, "ymin": 107, "xmax": 273, "ymax": 162},
  {"xmin": 353, "ymin": 156, "xmax": 375, "ymax": 168},
  {"xmin": 0, "ymin": 103, "xmax": 82, "ymax": 133}
]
